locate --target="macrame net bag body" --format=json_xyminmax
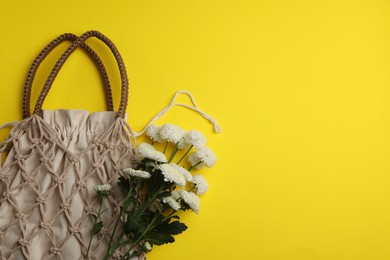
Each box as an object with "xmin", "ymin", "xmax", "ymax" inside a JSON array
[{"xmin": 0, "ymin": 31, "xmax": 145, "ymax": 260}]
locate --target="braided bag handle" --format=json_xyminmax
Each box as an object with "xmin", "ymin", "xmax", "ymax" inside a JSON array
[
  {"xmin": 23, "ymin": 33, "xmax": 115, "ymax": 119},
  {"xmin": 33, "ymin": 30, "xmax": 129, "ymax": 118}
]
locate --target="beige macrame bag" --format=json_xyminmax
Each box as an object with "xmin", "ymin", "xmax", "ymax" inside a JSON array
[{"xmin": 0, "ymin": 31, "xmax": 144, "ymax": 259}]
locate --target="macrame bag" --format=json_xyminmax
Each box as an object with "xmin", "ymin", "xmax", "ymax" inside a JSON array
[{"xmin": 0, "ymin": 31, "xmax": 143, "ymax": 259}]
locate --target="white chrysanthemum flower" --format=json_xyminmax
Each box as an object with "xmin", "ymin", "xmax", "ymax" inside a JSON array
[
  {"xmin": 170, "ymin": 190, "xmax": 180, "ymax": 200},
  {"xmin": 159, "ymin": 164, "xmax": 186, "ymax": 187},
  {"xmin": 95, "ymin": 184, "xmax": 111, "ymax": 197},
  {"xmin": 136, "ymin": 143, "xmax": 167, "ymax": 162},
  {"xmin": 162, "ymin": 191, "xmax": 181, "ymax": 211},
  {"xmin": 187, "ymin": 152, "xmax": 204, "ymax": 170},
  {"xmin": 188, "ymin": 147, "xmax": 217, "ymax": 169},
  {"xmin": 197, "ymin": 147, "xmax": 217, "ymax": 167},
  {"xmin": 177, "ymin": 137, "xmax": 188, "ymax": 150},
  {"xmin": 146, "ymin": 124, "xmax": 163, "ymax": 143},
  {"xmin": 170, "ymin": 163, "xmax": 193, "ymax": 182},
  {"xmin": 159, "ymin": 124, "xmax": 185, "ymax": 143},
  {"xmin": 178, "ymin": 190, "xmax": 200, "ymax": 214},
  {"xmin": 192, "ymin": 174, "xmax": 208, "ymax": 195},
  {"xmin": 95, "ymin": 184, "xmax": 111, "ymax": 192},
  {"xmin": 123, "ymin": 168, "xmax": 151, "ymax": 178},
  {"xmin": 178, "ymin": 130, "xmax": 207, "ymax": 150}
]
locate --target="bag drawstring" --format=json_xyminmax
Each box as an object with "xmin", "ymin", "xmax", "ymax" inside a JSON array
[
  {"xmin": 132, "ymin": 90, "xmax": 222, "ymax": 137},
  {"xmin": 0, "ymin": 122, "xmax": 18, "ymax": 131}
]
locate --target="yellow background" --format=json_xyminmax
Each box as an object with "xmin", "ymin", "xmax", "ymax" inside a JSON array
[{"xmin": 1, "ymin": 1, "xmax": 390, "ymax": 259}]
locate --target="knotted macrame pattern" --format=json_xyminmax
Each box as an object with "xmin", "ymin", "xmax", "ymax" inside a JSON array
[{"xmin": 0, "ymin": 110, "xmax": 144, "ymax": 260}]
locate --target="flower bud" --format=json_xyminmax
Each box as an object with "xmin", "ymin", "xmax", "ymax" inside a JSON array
[{"xmin": 143, "ymin": 241, "xmax": 153, "ymax": 253}]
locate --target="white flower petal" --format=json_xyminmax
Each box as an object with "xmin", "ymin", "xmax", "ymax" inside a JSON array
[
  {"xmin": 192, "ymin": 174, "xmax": 208, "ymax": 195},
  {"xmin": 159, "ymin": 124, "xmax": 185, "ymax": 143},
  {"xmin": 170, "ymin": 163, "xmax": 193, "ymax": 182},
  {"xmin": 159, "ymin": 164, "xmax": 186, "ymax": 187},
  {"xmin": 187, "ymin": 153, "xmax": 205, "ymax": 170},
  {"xmin": 95, "ymin": 184, "xmax": 111, "ymax": 192},
  {"xmin": 162, "ymin": 194, "xmax": 181, "ymax": 211},
  {"xmin": 195, "ymin": 147, "xmax": 217, "ymax": 168},
  {"xmin": 146, "ymin": 124, "xmax": 163, "ymax": 143},
  {"xmin": 178, "ymin": 190, "xmax": 200, "ymax": 214},
  {"xmin": 136, "ymin": 143, "xmax": 167, "ymax": 162},
  {"xmin": 95, "ymin": 184, "xmax": 111, "ymax": 197},
  {"xmin": 178, "ymin": 130, "xmax": 206, "ymax": 150},
  {"xmin": 171, "ymin": 190, "xmax": 180, "ymax": 200},
  {"xmin": 123, "ymin": 168, "xmax": 151, "ymax": 178}
]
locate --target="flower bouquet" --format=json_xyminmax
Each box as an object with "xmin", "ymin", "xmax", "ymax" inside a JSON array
[{"xmin": 87, "ymin": 124, "xmax": 217, "ymax": 259}]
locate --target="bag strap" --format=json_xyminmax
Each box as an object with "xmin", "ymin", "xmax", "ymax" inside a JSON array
[
  {"xmin": 23, "ymin": 33, "xmax": 114, "ymax": 119},
  {"xmin": 133, "ymin": 90, "xmax": 222, "ymax": 137},
  {"xmin": 33, "ymin": 30, "xmax": 129, "ymax": 119}
]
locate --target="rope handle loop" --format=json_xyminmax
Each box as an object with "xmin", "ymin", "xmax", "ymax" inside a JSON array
[
  {"xmin": 33, "ymin": 30, "xmax": 128, "ymax": 119},
  {"xmin": 23, "ymin": 33, "xmax": 114, "ymax": 119},
  {"xmin": 133, "ymin": 90, "xmax": 222, "ymax": 137}
]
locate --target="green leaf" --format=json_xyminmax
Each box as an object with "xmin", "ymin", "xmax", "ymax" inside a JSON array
[
  {"xmin": 148, "ymin": 171, "xmax": 165, "ymax": 194},
  {"xmin": 118, "ymin": 176, "xmax": 130, "ymax": 194},
  {"xmin": 124, "ymin": 214, "xmax": 141, "ymax": 235},
  {"xmin": 143, "ymin": 232, "xmax": 175, "ymax": 245},
  {"xmin": 124, "ymin": 215, "xmax": 136, "ymax": 234},
  {"xmin": 153, "ymin": 213, "xmax": 164, "ymax": 226},
  {"xmin": 92, "ymin": 221, "xmax": 103, "ymax": 235},
  {"xmin": 124, "ymin": 213, "xmax": 149, "ymax": 237},
  {"xmin": 155, "ymin": 221, "xmax": 188, "ymax": 235}
]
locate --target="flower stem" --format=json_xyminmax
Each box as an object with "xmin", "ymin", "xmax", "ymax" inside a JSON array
[
  {"xmin": 105, "ymin": 187, "xmax": 134, "ymax": 258},
  {"xmin": 112, "ymin": 205, "xmax": 165, "ymax": 258},
  {"xmin": 177, "ymin": 145, "xmax": 193, "ymax": 164},
  {"xmin": 105, "ymin": 216, "xmax": 120, "ymax": 257},
  {"xmin": 188, "ymin": 161, "xmax": 202, "ymax": 171},
  {"xmin": 188, "ymin": 185, "xmax": 196, "ymax": 192},
  {"xmin": 162, "ymin": 210, "xmax": 177, "ymax": 222},
  {"xmin": 104, "ymin": 232, "xmax": 125, "ymax": 260},
  {"xmin": 163, "ymin": 141, "xmax": 168, "ymax": 154},
  {"xmin": 168, "ymin": 144, "xmax": 179, "ymax": 163},
  {"xmin": 125, "ymin": 208, "xmax": 164, "ymax": 256},
  {"xmin": 86, "ymin": 198, "xmax": 103, "ymax": 259},
  {"xmin": 133, "ymin": 187, "xmax": 164, "ymax": 219}
]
